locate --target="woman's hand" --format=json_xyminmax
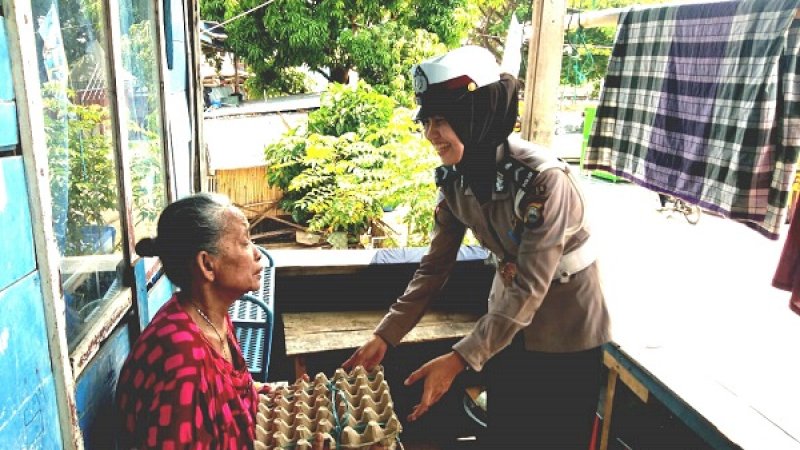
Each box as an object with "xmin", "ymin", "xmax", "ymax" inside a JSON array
[
  {"xmin": 253, "ymin": 381, "xmax": 271, "ymax": 394},
  {"xmin": 404, "ymin": 351, "xmax": 467, "ymax": 422},
  {"xmin": 342, "ymin": 334, "xmax": 388, "ymax": 371}
]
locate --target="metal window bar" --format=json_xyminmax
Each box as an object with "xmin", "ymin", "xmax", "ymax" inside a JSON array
[{"xmin": 228, "ymin": 246, "xmax": 275, "ymax": 382}]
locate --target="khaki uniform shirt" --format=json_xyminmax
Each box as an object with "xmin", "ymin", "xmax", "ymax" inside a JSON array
[{"xmin": 375, "ymin": 136, "xmax": 611, "ymax": 371}]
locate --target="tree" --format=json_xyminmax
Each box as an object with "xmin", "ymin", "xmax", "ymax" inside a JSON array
[
  {"xmin": 263, "ymin": 82, "xmax": 438, "ymax": 245},
  {"xmin": 466, "ymin": 0, "xmax": 531, "ymax": 63},
  {"xmin": 560, "ymin": 0, "xmax": 675, "ymax": 90},
  {"xmin": 201, "ymin": 0, "xmax": 468, "ymax": 99},
  {"xmin": 463, "ymin": 0, "xmax": 675, "ymax": 91}
]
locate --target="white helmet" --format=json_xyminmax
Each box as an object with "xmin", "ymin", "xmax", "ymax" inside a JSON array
[{"xmin": 411, "ymin": 46, "xmax": 501, "ymax": 119}]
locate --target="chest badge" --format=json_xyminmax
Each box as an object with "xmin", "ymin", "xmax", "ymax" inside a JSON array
[{"xmin": 524, "ymin": 202, "xmax": 544, "ymax": 228}]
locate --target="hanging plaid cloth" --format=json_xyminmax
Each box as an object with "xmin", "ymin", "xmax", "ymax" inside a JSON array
[{"xmin": 584, "ymin": 0, "xmax": 800, "ymax": 239}]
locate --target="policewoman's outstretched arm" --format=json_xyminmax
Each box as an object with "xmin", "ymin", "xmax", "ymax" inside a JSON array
[
  {"xmin": 342, "ymin": 334, "xmax": 388, "ymax": 371},
  {"xmin": 403, "ymin": 351, "xmax": 468, "ymax": 422}
]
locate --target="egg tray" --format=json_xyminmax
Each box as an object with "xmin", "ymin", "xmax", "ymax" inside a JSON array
[{"xmin": 254, "ymin": 365, "xmax": 401, "ymax": 450}]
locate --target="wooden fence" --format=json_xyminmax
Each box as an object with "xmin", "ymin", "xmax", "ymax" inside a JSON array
[{"xmin": 208, "ymin": 166, "xmax": 284, "ymax": 217}]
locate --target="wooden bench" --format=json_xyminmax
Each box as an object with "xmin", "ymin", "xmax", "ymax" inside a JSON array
[{"xmin": 282, "ymin": 309, "xmax": 480, "ymax": 379}]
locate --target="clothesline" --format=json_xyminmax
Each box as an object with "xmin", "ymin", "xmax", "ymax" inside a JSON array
[{"xmin": 565, "ymin": 1, "xmax": 800, "ymax": 30}]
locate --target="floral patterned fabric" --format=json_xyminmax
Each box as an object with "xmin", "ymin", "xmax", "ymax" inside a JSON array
[{"xmin": 117, "ymin": 295, "xmax": 258, "ymax": 449}]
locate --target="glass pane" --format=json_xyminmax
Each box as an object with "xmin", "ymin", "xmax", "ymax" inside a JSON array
[
  {"xmin": 33, "ymin": 0, "xmax": 123, "ymax": 348},
  {"xmin": 118, "ymin": 0, "xmax": 166, "ymax": 241}
]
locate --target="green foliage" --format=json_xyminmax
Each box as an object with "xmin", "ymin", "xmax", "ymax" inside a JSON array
[
  {"xmin": 462, "ymin": 0, "xmax": 674, "ymax": 90},
  {"xmin": 465, "ymin": 0, "xmax": 531, "ymax": 65},
  {"xmin": 407, "ymin": 0, "xmax": 470, "ymax": 48},
  {"xmin": 561, "ymin": 27, "xmax": 612, "ymax": 88},
  {"xmin": 345, "ymin": 26, "xmax": 448, "ymax": 106},
  {"xmin": 243, "ymin": 67, "xmax": 313, "ymax": 99},
  {"xmin": 42, "ymin": 84, "xmax": 117, "ymax": 256},
  {"xmin": 264, "ymin": 82, "xmax": 438, "ymax": 244},
  {"xmin": 41, "ymin": 83, "xmax": 165, "ymax": 255},
  {"xmin": 200, "ymin": 0, "xmax": 468, "ymax": 94},
  {"xmin": 560, "ymin": 0, "xmax": 676, "ymax": 89},
  {"xmin": 129, "ymin": 134, "xmax": 165, "ymax": 227},
  {"xmin": 308, "ymin": 82, "xmax": 395, "ymax": 138}
]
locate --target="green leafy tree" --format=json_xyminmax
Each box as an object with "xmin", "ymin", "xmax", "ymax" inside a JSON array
[
  {"xmin": 42, "ymin": 84, "xmax": 117, "ymax": 256},
  {"xmin": 200, "ymin": 0, "xmax": 466, "ymax": 98},
  {"xmin": 42, "ymin": 83, "xmax": 165, "ymax": 255},
  {"xmin": 264, "ymin": 82, "xmax": 437, "ymax": 244},
  {"xmin": 561, "ymin": 0, "xmax": 677, "ymax": 89},
  {"xmin": 463, "ymin": 0, "xmax": 674, "ymax": 91},
  {"xmin": 466, "ymin": 0, "xmax": 531, "ymax": 63}
]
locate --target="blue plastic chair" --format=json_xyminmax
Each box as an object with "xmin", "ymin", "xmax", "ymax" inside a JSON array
[{"xmin": 229, "ymin": 246, "xmax": 275, "ymax": 382}]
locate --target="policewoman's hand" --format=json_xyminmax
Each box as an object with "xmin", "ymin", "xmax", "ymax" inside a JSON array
[
  {"xmin": 404, "ymin": 351, "xmax": 467, "ymax": 422},
  {"xmin": 342, "ymin": 334, "xmax": 388, "ymax": 371}
]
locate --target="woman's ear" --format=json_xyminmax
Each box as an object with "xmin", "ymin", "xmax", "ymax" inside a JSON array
[{"xmin": 195, "ymin": 251, "xmax": 216, "ymax": 282}]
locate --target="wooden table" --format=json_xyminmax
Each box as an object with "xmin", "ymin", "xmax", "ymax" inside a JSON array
[{"xmin": 282, "ymin": 309, "xmax": 480, "ymax": 379}]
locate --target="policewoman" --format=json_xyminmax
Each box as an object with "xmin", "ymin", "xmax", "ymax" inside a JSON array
[{"xmin": 343, "ymin": 45, "xmax": 611, "ymax": 449}]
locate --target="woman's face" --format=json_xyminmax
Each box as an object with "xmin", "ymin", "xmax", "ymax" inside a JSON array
[
  {"xmin": 424, "ymin": 116, "xmax": 465, "ymax": 165},
  {"xmin": 211, "ymin": 208, "xmax": 263, "ymax": 296}
]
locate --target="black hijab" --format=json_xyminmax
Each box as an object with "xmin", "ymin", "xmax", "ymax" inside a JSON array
[{"xmin": 438, "ymin": 73, "xmax": 520, "ymax": 204}]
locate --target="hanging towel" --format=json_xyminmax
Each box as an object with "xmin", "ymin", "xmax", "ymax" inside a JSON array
[
  {"xmin": 773, "ymin": 197, "xmax": 800, "ymax": 316},
  {"xmin": 585, "ymin": 0, "xmax": 800, "ymax": 239}
]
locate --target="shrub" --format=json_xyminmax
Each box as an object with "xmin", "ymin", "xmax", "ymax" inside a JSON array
[{"xmin": 264, "ymin": 81, "xmax": 438, "ymax": 245}]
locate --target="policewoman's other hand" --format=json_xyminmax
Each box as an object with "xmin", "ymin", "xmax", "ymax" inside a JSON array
[
  {"xmin": 404, "ymin": 351, "xmax": 467, "ymax": 422},
  {"xmin": 342, "ymin": 334, "xmax": 388, "ymax": 371}
]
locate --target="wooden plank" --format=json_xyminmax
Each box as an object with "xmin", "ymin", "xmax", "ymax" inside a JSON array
[
  {"xmin": 251, "ymin": 228, "xmax": 296, "ymax": 240},
  {"xmin": 61, "ymin": 254, "xmax": 122, "ymax": 275},
  {"xmin": 261, "ymin": 214, "xmax": 307, "ymax": 231},
  {"xmin": 70, "ymin": 290, "xmax": 133, "ymax": 378},
  {"xmin": 283, "ymin": 310, "xmax": 479, "ymax": 356},
  {"xmin": 599, "ymin": 369, "xmax": 618, "ymax": 450},
  {"xmin": 521, "ymin": 0, "xmax": 566, "ymax": 146},
  {"xmin": 604, "ymin": 350, "xmax": 649, "ymax": 403}
]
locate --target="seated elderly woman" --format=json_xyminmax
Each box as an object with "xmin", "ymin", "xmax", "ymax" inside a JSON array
[{"xmin": 116, "ymin": 193, "xmax": 266, "ymax": 449}]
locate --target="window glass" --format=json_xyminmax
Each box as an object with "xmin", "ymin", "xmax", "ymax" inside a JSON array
[
  {"xmin": 33, "ymin": 0, "xmax": 123, "ymax": 348},
  {"xmin": 119, "ymin": 0, "xmax": 166, "ymax": 241}
]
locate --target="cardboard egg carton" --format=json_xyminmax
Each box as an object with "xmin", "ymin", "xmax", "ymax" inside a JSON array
[{"xmin": 254, "ymin": 366, "xmax": 402, "ymax": 450}]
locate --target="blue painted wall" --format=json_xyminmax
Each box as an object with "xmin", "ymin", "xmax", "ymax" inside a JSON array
[
  {"xmin": 147, "ymin": 273, "xmax": 175, "ymax": 323},
  {"xmin": 0, "ymin": 273, "xmax": 64, "ymax": 449},
  {"xmin": 0, "ymin": 19, "xmax": 60, "ymax": 449},
  {"xmin": 0, "ymin": 157, "xmax": 36, "ymax": 291},
  {"xmin": 0, "ymin": 17, "xmax": 20, "ymax": 151},
  {"xmin": 75, "ymin": 326, "xmax": 130, "ymax": 450}
]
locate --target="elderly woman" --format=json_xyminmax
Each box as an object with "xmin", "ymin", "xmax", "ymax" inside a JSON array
[{"xmin": 116, "ymin": 193, "xmax": 265, "ymax": 449}]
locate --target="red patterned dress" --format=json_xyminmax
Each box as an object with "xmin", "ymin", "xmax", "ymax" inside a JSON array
[{"xmin": 117, "ymin": 295, "xmax": 258, "ymax": 449}]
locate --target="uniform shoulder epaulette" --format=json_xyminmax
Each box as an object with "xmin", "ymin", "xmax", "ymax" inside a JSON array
[
  {"xmin": 500, "ymin": 147, "xmax": 568, "ymax": 195},
  {"xmin": 499, "ymin": 157, "xmax": 539, "ymax": 194},
  {"xmin": 434, "ymin": 165, "xmax": 460, "ymax": 187}
]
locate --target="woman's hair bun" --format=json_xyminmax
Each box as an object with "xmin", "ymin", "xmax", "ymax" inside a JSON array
[{"xmin": 135, "ymin": 237, "xmax": 159, "ymax": 257}]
